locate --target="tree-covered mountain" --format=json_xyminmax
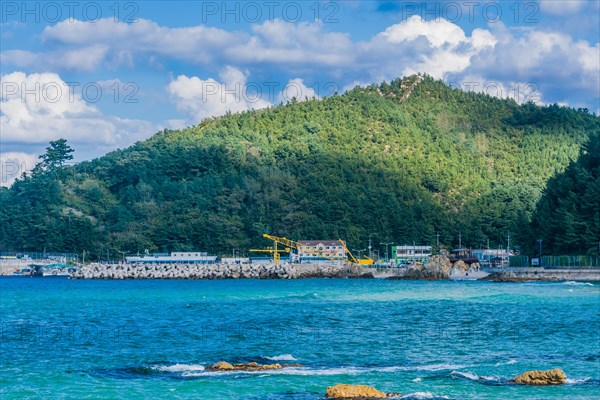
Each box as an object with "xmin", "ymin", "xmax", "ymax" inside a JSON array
[
  {"xmin": 1, "ymin": 75, "xmax": 598, "ymax": 259},
  {"xmin": 530, "ymin": 132, "xmax": 600, "ymax": 255}
]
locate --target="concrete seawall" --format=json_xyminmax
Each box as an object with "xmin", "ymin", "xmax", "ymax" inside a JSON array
[
  {"xmin": 70, "ymin": 262, "xmax": 374, "ymax": 279},
  {"xmin": 481, "ymin": 268, "xmax": 600, "ymax": 282}
]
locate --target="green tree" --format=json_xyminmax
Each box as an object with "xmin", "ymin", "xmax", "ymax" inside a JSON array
[{"xmin": 35, "ymin": 138, "xmax": 74, "ymax": 173}]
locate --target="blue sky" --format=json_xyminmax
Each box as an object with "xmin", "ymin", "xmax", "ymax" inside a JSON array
[{"xmin": 1, "ymin": 0, "xmax": 599, "ymax": 185}]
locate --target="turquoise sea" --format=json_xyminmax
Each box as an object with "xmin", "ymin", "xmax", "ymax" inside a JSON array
[{"xmin": 1, "ymin": 277, "xmax": 599, "ymax": 399}]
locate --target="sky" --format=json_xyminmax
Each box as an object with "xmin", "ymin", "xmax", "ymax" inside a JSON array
[{"xmin": 1, "ymin": 0, "xmax": 599, "ymax": 186}]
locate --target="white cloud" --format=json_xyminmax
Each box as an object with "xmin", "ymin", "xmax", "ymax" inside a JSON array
[
  {"xmin": 0, "ymin": 152, "xmax": 38, "ymax": 187},
  {"xmin": 0, "ymin": 72, "xmax": 156, "ymax": 149},
  {"xmin": 2, "ymin": 45, "xmax": 109, "ymax": 72},
  {"xmin": 379, "ymin": 16, "xmax": 468, "ymax": 47},
  {"xmin": 167, "ymin": 69, "xmax": 323, "ymax": 122},
  {"xmin": 41, "ymin": 18, "xmax": 242, "ymax": 67},
  {"xmin": 278, "ymin": 78, "xmax": 319, "ymax": 103},
  {"xmin": 166, "ymin": 67, "xmax": 271, "ymax": 123}
]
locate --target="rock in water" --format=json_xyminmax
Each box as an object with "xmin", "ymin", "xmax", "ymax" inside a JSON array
[
  {"xmin": 206, "ymin": 361, "xmax": 234, "ymax": 371},
  {"xmin": 512, "ymin": 368, "xmax": 567, "ymax": 385},
  {"xmin": 325, "ymin": 384, "xmax": 388, "ymax": 398}
]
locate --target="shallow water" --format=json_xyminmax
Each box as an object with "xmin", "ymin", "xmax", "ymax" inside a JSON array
[{"xmin": 1, "ymin": 278, "xmax": 599, "ymax": 399}]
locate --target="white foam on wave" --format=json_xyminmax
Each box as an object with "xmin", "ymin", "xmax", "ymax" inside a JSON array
[
  {"xmin": 263, "ymin": 354, "xmax": 297, "ymax": 361},
  {"xmin": 400, "ymin": 392, "xmax": 449, "ymax": 399},
  {"xmin": 563, "ymin": 281, "xmax": 594, "ymax": 286},
  {"xmin": 153, "ymin": 364, "xmax": 205, "ymax": 372},
  {"xmin": 182, "ymin": 363, "xmax": 465, "ymax": 377},
  {"xmin": 566, "ymin": 377, "xmax": 592, "ymax": 384},
  {"xmin": 412, "ymin": 377, "xmax": 422, "ymax": 382},
  {"xmin": 450, "ymin": 370, "xmax": 499, "ymax": 382},
  {"xmin": 495, "ymin": 359, "xmax": 517, "ymax": 366}
]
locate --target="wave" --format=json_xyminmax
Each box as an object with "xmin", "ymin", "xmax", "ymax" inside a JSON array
[
  {"xmin": 399, "ymin": 392, "xmax": 450, "ymax": 400},
  {"xmin": 262, "ymin": 354, "xmax": 297, "ymax": 361},
  {"xmin": 180, "ymin": 363, "xmax": 466, "ymax": 377},
  {"xmin": 450, "ymin": 370, "xmax": 501, "ymax": 383},
  {"xmin": 495, "ymin": 359, "xmax": 517, "ymax": 366},
  {"xmin": 152, "ymin": 364, "xmax": 205, "ymax": 373},
  {"xmin": 566, "ymin": 377, "xmax": 592, "ymax": 384},
  {"xmin": 563, "ymin": 281, "xmax": 594, "ymax": 286}
]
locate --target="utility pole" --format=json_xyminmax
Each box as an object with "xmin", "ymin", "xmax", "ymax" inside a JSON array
[
  {"xmin": 368, "ymin": 234, "xmax": 373, "ymax": 259},
  {"xmin": 380, "ymin": 242, "xmax": 393, "ymax": 262},
  {"xmin": 82, "ymin": 250, "xmax": 86, "ymax": 266},
  {"xmin": 537, "ymin": 239, "xmax": 543, "ymax": 267},
  {"xmin": 353, "ymin": 249, "xmax": 366, "ymax": 259},
  {"xmin": 435, "ymin": 232, "xmax": 440, "ymax": 250},
  {"xmin": 458, "ymin": 231, "xmax": 462, "ymax": 249}
]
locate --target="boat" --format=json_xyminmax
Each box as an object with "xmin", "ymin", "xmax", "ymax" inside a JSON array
[{"xmin": 41, "ymin": 263, "xmax": 78, "ymax": 276}]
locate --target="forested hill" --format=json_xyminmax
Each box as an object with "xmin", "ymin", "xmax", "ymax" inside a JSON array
[
  {"xmin": 1, "ymin": 75, "xmax": 598, "ymax": 258},
  {"xmin": 531, "ymin": 132, "xmax": 600, "ymax": 255}
]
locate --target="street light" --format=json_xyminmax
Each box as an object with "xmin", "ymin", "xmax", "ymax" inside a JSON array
[
  {"xmin": 380, "ymin": 242, "xmax": 393, "ymax": 262},
  {"xmin": 353, "ymin": 249, "xmax": 366, "ymax": 260}
]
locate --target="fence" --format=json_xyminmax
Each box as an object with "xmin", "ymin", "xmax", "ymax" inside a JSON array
[
  {"xmin": 541, "ymin": 256, "xmax": 600, "ymax": 269},
  {"xmin": 0, "ymin": 252, "xmax": 79, "ymax": 262}
]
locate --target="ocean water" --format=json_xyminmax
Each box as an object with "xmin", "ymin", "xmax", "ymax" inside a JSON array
[{"xmin": 1, "ymin": 278, "xmax": 599, "ymax": 399}]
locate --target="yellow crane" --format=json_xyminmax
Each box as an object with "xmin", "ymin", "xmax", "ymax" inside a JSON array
[
  {"xmin": 339, "ymin": 239, "xmax": 374, "ymax": 265},
  {"xmin": 261, "ymin": 234, "xmax": 299, "ymax": 264},
  {"xmin": 249, "ymin": 247, "xmax": 290, "ymax": 262}
]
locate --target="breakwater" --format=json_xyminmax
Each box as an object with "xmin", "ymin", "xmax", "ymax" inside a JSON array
[
  {"xmin": 481, "ymin": 268, "xmax": 600, "ymax": 282},
  {"xmin": 70, "ymin": 262, "xmax": 372, "ymax": 279}
]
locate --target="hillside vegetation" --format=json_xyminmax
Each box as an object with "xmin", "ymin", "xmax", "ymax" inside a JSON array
[
  {"xmin": 1, "ymin": 75, "xmax": 598, "ymax": 258},
  {"xmin": 531, "ymin": 132, "xmax": 600, "ymax": 255}
]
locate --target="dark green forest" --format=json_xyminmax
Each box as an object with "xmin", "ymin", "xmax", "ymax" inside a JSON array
[
  {"xmin": 531, "ymin": 132, "xmax": 600, "ymax": 255},
  {"xmin": 1, "ymin": 75, "xmax": 598, "ymax": 259}
]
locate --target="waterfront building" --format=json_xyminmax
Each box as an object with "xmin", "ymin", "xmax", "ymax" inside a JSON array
[
  {"xmin": 126, "ymin": 252, "xmax": 218, "ymax": 263},
  {"xmin": 392, "ymin": 245, "xmax": 432, "ymax": 265},
  {"xmin": 296, "ymin": 240, "xmax": 347, "ymax": 264}
]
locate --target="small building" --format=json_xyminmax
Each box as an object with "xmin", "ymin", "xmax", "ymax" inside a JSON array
[
  {"xmin": 126, "ymin": 252, "xmax": 218, "ymax": 264},
  {"xmin": 221, "ymin": 257, "xmax": 250, "ymax": 265},
  {"xmin": 392, "ymin": 245, "xmax": 432, "ymax": 265},
  {"xmin": 297, "ymin": 240, "xmax": 347, "ymax": 265}
]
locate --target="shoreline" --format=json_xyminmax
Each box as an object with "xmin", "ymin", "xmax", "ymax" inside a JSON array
[{"xmin": 66, "ymin": 262, "xmax": 600, "ymax": 281}]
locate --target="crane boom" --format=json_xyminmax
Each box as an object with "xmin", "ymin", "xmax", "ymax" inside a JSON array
[
  {"xmin": 338, "ymin": 239, "xmax": 359, "ymax": 264},
  {"xmin": 261, "ymin": 234, "xmax": 299, "ymax": 264}
]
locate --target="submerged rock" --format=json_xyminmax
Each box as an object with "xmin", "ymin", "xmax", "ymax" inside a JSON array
[
  {"xmin": 479, "ymin": 271, "xmax": 529, "ymax": 282},
  {"xmin": 206, "ymin": 361, "xmax": 297, "ymax": 372},
  {"xmin": 512, "ymin": 368, "xmax": 567, "ymax": 385},
  {"xmin": 206, "ymin": 361, "xmax": 234, "ymax": 371},
  {"xmin": 325, "ymin": 384, "xmax": 388, "ymax": 399}
]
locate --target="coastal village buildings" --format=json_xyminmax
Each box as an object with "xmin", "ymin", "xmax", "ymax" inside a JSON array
[
  {"xmin": 392, "ymin": 245, "xmax": 432, "ymax": 265},
  {"xmin": 296, "ymin": 240, "xmax": 347, "ymax": 265},
  {"xmin": 126, "ymin": 252, "xmax": 218, "ymax": 263}
]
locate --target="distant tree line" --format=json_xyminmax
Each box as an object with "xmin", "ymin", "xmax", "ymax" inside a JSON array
[{"xmin": 1, "ymin": 76, "xmax": 598, "ymax": 259}]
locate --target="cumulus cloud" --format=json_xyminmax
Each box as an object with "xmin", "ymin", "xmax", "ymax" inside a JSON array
[
  {"xmin": 167, "ymin": 69, "xmax": 322, "ymax": 122},
  {"xmin": 166, "ymin": 66, "xmax": 271, "ymax": 123},
  {"xmin": 462, "ymin": 25, "xmax": 600, "ymax": 106},
  {"xmin": 2, "ymin": 45, "xmax": 109, "ymax": 72},
  {"xmin": 278, "ymin": 78, "xmax": 319, "ymax": 103},
  {"xmin": 41, "ymin": 18, "xmax": 242, "ymax": 68},
  {"xmin": 0, "ymin": 72, "xmax": 156, "ymax": 149},
  {"xmin": 0, "ymin": 152, "xmax": 38, "ymax": 187}
]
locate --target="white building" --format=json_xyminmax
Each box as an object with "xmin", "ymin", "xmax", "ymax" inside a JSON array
[
  {"xmin": 392, "ymin": 245, "xmax": 432, "ymax": 264},
  {"xmin": 126, "ymin": 252, "xmax": 217, "ymax": 263}
]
